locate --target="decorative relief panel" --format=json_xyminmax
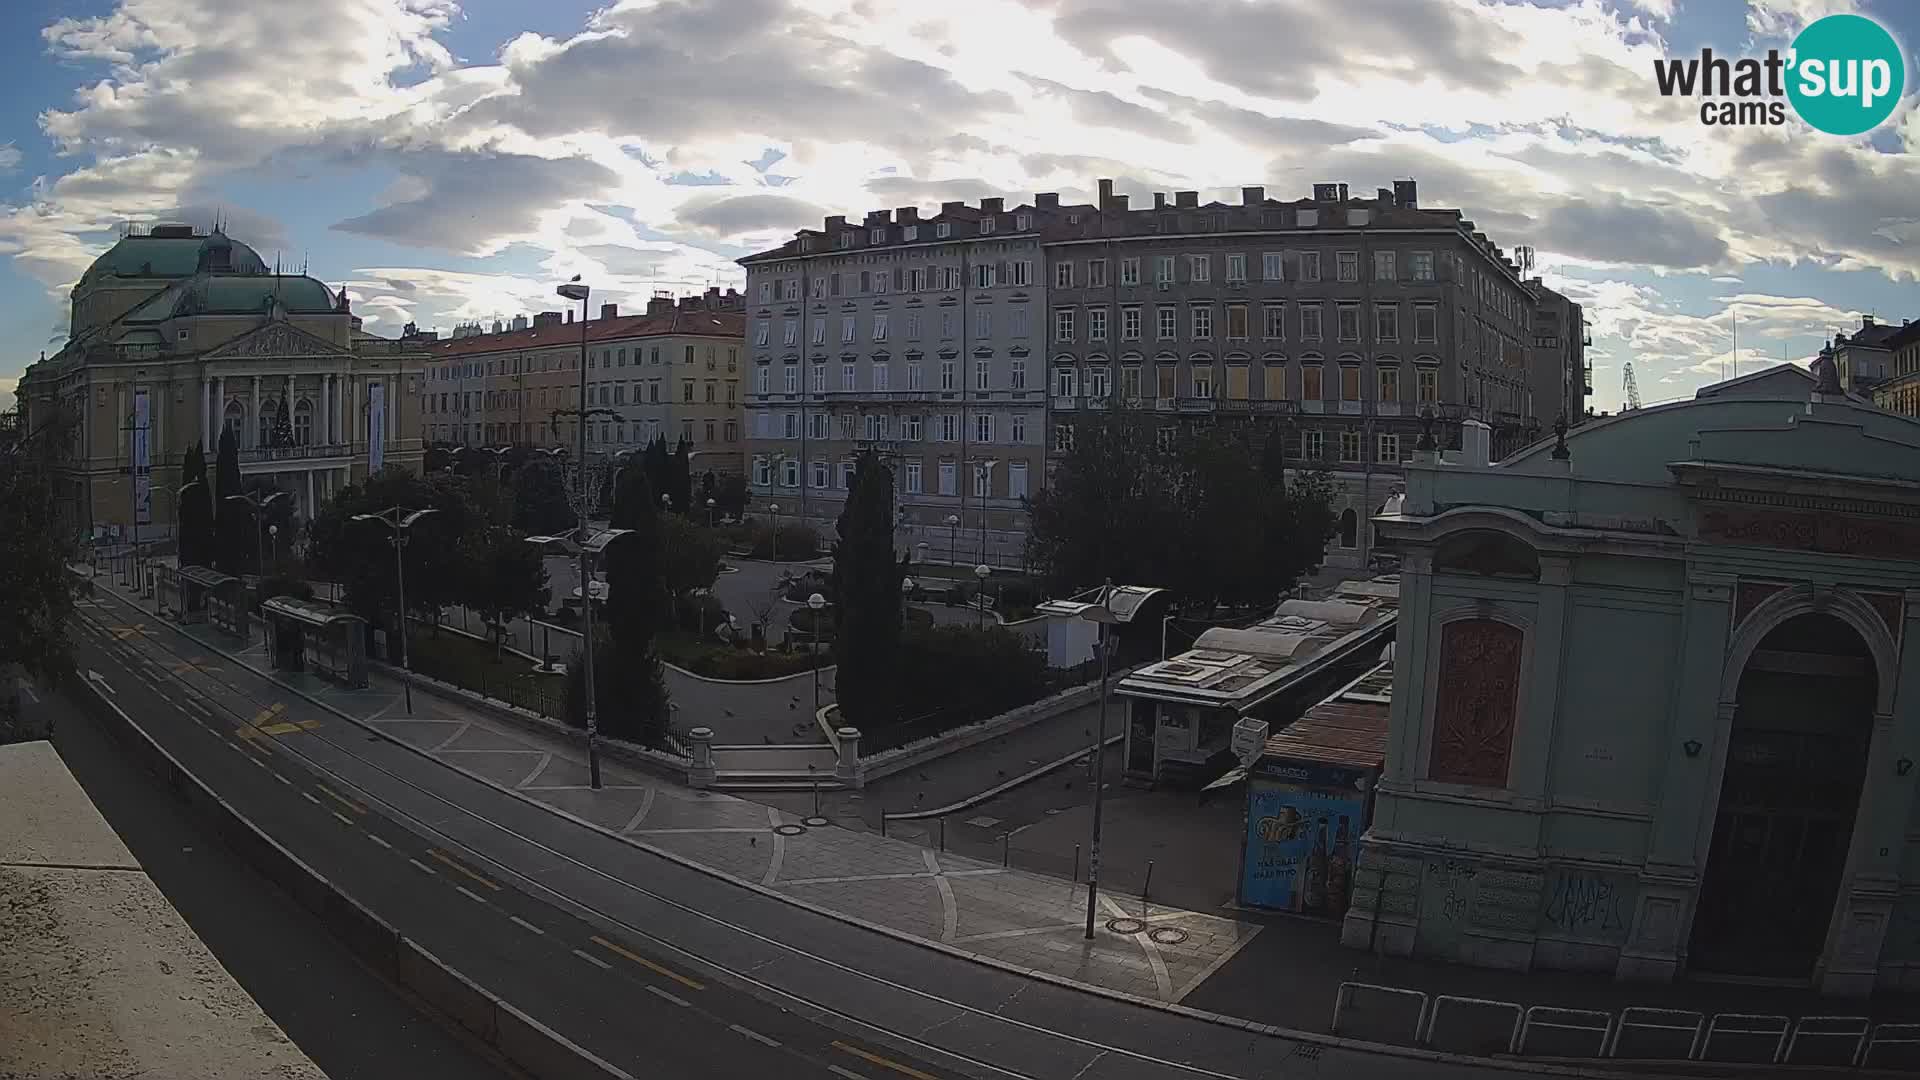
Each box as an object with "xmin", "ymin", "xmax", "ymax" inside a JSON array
[
  {"xmin": 1427, "ymin": 618, "xmax": 1525, "ymax": 788},
  {"xmin": 1862, "ymin": 591, "xmax": 1904, "ymax": 644},
  {"xmin": 1700, "ymin": 506, "xmax": 1920, "ymax": 561},
  {"xmin": 1733, "ymin": 580, "xmax": 1787, "ymax": 628}
]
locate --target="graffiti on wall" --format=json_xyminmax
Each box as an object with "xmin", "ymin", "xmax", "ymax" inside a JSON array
[{"xmin": 1539, "ymin": 867, "xmax": 1635, "ymax": 943}]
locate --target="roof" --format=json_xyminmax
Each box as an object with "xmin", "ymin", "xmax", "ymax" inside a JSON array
[
  {"xmin": 262, "ymin": 596, "xmax": 364, "ymax": 627},
  {"xmin": 1259, "ymin": 653, "xmax": 1394, "ymax": 771},
  {"xmin": 79, "ymin": 229, "xmax": 269, "ymax": 285},
  {"xmin": 427, "ymin": 309, "xmax": 744, "ymax": 360},
  {"xmin": 122, "ymin": 274, "xmax": 336, "ymax": 322}
]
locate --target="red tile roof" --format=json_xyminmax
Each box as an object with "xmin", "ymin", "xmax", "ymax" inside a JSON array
[{"xmin": 426, "ymin": 309, "xmax": 743, "ymax": 359}]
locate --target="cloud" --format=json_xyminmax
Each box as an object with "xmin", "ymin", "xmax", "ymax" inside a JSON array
[
  {"xmin": 0, "ymin": 143, "xmax": 20, "ymax": 173},
  {"xmin": 330, "ymin": 150, "xmax": 619, "ymax": 254},
  {"xmin": 676, "ymin": 193, "xmax": 828, "ymax": 237}
]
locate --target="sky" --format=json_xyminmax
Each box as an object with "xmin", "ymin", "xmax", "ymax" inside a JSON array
[{"xmin": 2, "ymin": 0, "xmax": 1917, "ymax": 413}]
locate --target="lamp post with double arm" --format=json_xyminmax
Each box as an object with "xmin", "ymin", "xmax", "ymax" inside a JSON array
[{"xmin": 352, "ymin": 506, "xmax": 439, "ymax": 715}]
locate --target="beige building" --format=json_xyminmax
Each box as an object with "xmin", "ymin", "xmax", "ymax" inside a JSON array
[
  {"xmin": 420, "ymin": 290, "xmax": 746, "ymax": 478},
  {"xmin": 15, "ymin": 224, "xmax": 426, "ymax": 540}
]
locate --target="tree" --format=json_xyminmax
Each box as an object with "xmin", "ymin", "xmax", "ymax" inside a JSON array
[
  {"xmin": 668, "ymin": 437, "xmax": 693, "ymax": 515},
  {"xmin": 715, "ymin": 472, "xmax": 748, "ymax": 519},
  {"xmin": 895, "ymin": 624, "xmax": 1048, "ymax": 721},
  {"xmin": 561, "ymin": 628, "xmax": 671, "ymax": 745},
  {"xmin": 511, "ymin": 459, "xmax": 574, "ymax": 536},
  {"xmin": 212, "ymin": 426, "xmax": 250, "ymax": 574},
  {"xmin": 658, "ymin": 514, "xmax": 723, "ymax": 613},
  {"xmin": 461, "ymin": 525, "xmax": 550, "ymax": 658},
  {"xmin": 641, "ymin": 436, "xmax": 672, "ymax": 512},
  {"xmin": 271, "ymin": 406, "xmax": 294, "ymax": 449},
  {"xmin": 698, "ymin": 471, "xmax": 716, "ymax": 513},
  {"xmin": 176, "ymin": 441, "xmax": 214, "ymax": 567},
  {"xmin": 603, "ymin": 462, "xmax": 663, "ymax": 648},
  {"xmin": 0, "ymin": 412, "xmax": 78, "ymax": 727},
  {"xmin": 830, "ymin": 452, "xmax": 905, "ymax": 726},
  {"xmin": 307, "ymin": 465, "xmax": 466, "ymax": 659}
]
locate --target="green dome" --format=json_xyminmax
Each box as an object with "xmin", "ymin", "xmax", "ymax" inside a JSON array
[{"xmin": 79, "ymin": 228, "xmax": 269, "ymax": 284}]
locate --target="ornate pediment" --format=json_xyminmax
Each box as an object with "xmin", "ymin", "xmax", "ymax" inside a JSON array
[{"xmin": 204, "ymin": 322, "xmax": 349, "ymax": 360}]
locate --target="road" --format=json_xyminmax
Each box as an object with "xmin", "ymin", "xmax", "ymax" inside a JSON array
[
  {"xmin": 33, "ymin": 688, "xmax": 517, "ymax": 1080},
  {"xmin": 66, "ymin": 583, "xmax": 1557, "ymax": 1080}
]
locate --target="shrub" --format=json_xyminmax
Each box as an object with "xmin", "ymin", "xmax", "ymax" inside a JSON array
[
  {"xmin": 673, "ymin": 591, "xmax": 728, "ymax": 635},
  {"xmin": 562, "ymin": 633, "xmax": 672, "ymax": 744},
  {"xmin": 257, "ymin": 573, "xmax": 315, "ymax": 603},
  {"xmin": 893, "ymin": 624, "xmax": 1047, "ymax": 720},
  {"xmin": 783, "ymin": 570, "xmax": 834, "ymax": 604},
  {"xmin": 749, "ymin": 522, "xmax": 820, "ymax": 561},
  {"xmin": 788, "ymin": 604, "xmax": 835, "ymax": 637},
  {"xmin": 656, "ymin": 634, "xmax": 822, "ymax": 680}
]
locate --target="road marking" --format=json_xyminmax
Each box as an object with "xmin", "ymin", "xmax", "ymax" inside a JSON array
[
  {"xmin": 300, "ymin": 791, "xmax": 324, "ymax": 807},
  {"xmin": 571, "ymin": 949, "xmax": 612, "ymax": 970},
  {"xmin": 454, "ymin": 885, "xmax": 490, "ymax": 905},
  {"xmin": 243, "ymin": 755, "xmax": 269, "ymax": 772},
  {"xmin": 270, "ymin": 771, "xmax": 292, "ymax": 786},
  {"xmin": 509, "ymin": 915, "xmax": 545, "ymax": 935},
  {"xmin": 316, "ymin": 784, "xmax": 368, "ymax": 815},
  {"xmin": 367, "ymin": 833, "xmax": 394, "ymax": 850},
  {"xmin": 729, "ymin": 1023, "xmax": 780, "ymax": 1047},
  {"xmin": 833, "ymin": 1041, "xmax": 941, "ymax": 1080},
  {"xmin": 86, "ymin": 669, "xmax": 117, "ymax": 696},
  {"xmin": 222, "ymin": 739, "xmax": 248, "ymax": 755},
  {"xmin": 330, "ymin": 810, "xmax": 355, "ymax": 827},
  {"xmin": 644, "ymin": 985, "xmax": 690, "ymax": 1007},
  {"xmin": 407, "ymin": 858, "xmax": 437, "ymax": 876},
  {"xmin": 828, "ymin": 1067, "xmax": 870, "ymax": 1080},
  {"xmin": 590, "ymin": 935, "xmax": 705, "ymax": 991},
  {"xmin": 427, "ymin": 848, "xmax": 500, "ymax": 891}
]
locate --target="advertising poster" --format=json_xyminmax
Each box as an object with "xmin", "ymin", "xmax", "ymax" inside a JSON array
[
  {"xmin": 367, "ymin": 380, "xmax": 386, "ymax": 473},
  {"xmin": 1241, "ymin": 779, "xmax": 1366, "ymax": 915},
  {"xmin": 132, "ymin": 388, "xmax": 152, "ymax": 526}
]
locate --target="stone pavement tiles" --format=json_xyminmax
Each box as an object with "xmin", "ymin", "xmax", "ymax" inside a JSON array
[{"xmin": 147, "ymin": 599, "xmax": 1263, "ymax": 1006}]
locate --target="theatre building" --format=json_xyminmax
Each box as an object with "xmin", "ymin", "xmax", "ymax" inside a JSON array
[{"xmin": 1343, "ymin": 363, "xmax": 1920, "ymax": 995}]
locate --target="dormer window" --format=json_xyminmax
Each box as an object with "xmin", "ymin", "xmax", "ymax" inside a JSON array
[
  {"xmin": 1016, "ymin": 213, "xmax": 1032, "ymax": 230},
  {"xmin": 1350, "ymin": 208, "xmax": 1371, "ymax": 226},
  {"xmin": 936, "ymin": 222, "xmax": 952, "ymax": 238},
  {"xmin": 838, "ymin": 232, "xmax": 854, "ymax": 249},
  {"xmin": 1297, "ymin": 209, "xmax": 1319, "ymax": 227},
  {"xmin": 870, "ymin": 228, "xmax": 886, "ymax": 245},
  {"xmin": 903, "ymin": 225, "xmax": 918, "ymax": 241},
  {"xmin": 980, "ymin": 217, "xmax": 996, "ymax": 235}
]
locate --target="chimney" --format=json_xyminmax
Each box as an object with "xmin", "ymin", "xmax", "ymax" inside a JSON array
[
  {"xmin": 824, "ymin": 214, "xmax": 846, "ymax": 232},
  {"xmin": 1461, "ymin": 420, "xmax": 1492, "ymax": 468},
  {"xmin": 1153, "ymin": 193, "xmax": 1167, "ymax": 210},
  {"xmin": 1862, "ymin": 315, "xmax": 1875, "ymax": 328},
  {"xmin": 980, "ymin": 197, "xmax": 1004, "ymax": 214},
  {"xmin": 566, "ymin": 309, "xmax": 574, "ymax": 324},
  {"xmin": 647, "ymin": 292, "xmax": 674, "ymax": 317},
  {"xmin": 1241, "ymin": 186, "xmax": 1264, "ymax": 205},
  {"xmin": 1376, "ymin": 187, "xmax": 1392, "ymax": 203},
  {"xmin": 1097, "ymin": 178, "xmax": 1114, "ymax": 208},
  {"xmin": 1174, "ymin": 191, "xmax": 1198, "ymax": 208},
  {"xmin": 898, "ymin": 207, "xmax": 918, "ymax": 224},
  {"xmin": 1112, "ymin": 194, "xmax": 1129, "ymax": 211},
  {"xmin": 940, "ymin": 201, "xmax": 964, "ymax": 215},
  {"xmin": 1313, "ymin": 183, "xmax": 1340, "ymax": 202},
  {"xmin": 533, "ymin": 311, "xmax": 561, "ymax": 328},
  {"xmin": 600, "ymin": 303, "xmax": 618, "ymax": 320},
  {"xmin": 1036, "ymin": 192, "xmax": 1059, "ymax": 209},
  {"xmin": 864, "ymin": 209, "xmax": 891, "ymax": 226},
  {"xmin": 1394, "ymin": 179, "xmax": 1418, "ymax": 208}
]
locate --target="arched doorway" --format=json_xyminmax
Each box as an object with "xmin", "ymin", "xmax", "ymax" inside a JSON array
[{"xmin": 1690, "ymin": 613, "xmax": 1877, "ymax": 980}]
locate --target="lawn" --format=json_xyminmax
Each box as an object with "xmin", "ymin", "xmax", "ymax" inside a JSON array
[{"xmin": 407, "ymin": 627, "xmax": 567, "ymax": 718}]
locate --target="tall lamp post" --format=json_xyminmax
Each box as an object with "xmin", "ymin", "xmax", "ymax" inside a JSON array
[
  {"xmin": 973, "ymin": 563, "xmax": 990, "ymax": 628},
  {"xmin": 768, "ymin": 502, "xmax": 781, "ymax": 563},
  {"xmin": 1074, "ymin": 582, "xmax": 1163, "ymax": 939},
  {"xmin": 557, "ymin": 275, "xmax": 612, "ymax": 790},
  {"xmin": 807, "ymin": 592, "xmax": 827, "ymax": 716},
  {"xmin": 706, "ymin": 496, "xmax": 716, "ymax": 528},
  {"xmin": 352, "ymin": 506, "xmax": 440, "ymax": 716},
  {"xmin": 900, "ymin": 575, "xmax": 914, "ymax": 625},
  {"xmin": 225, "ymin": 489, "xmax": 290, "ymax": 645},
  {"xmin": 945, "ymin": 514, "xmax": 960, "ymax": 566}
]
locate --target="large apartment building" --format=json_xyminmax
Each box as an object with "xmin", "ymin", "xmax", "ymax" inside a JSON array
[
  {"xmin": 420, "ymin": 290, "xmax": 747, "ymax": 477},
  {"xmin": 1529, "ymin": 279, "xmax": 1589, "ymax": 421},
  {"xmin": 740, "ymin": 178, "xmax": 1565, "ymax": 568}
]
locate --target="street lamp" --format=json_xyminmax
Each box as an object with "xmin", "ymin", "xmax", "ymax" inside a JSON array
[
  {"xmin": 569, "ymin": 526, "xmax": 636, "ymax": 789},
  {"xmin": 945, "ymin": 513, "xmax": 960, "ymax": 565},
  {"xmin": 352, "ymin": 507, "xmax": 440, "ymax": 715},
  {"xmin": 1069, "ymin": 582, "xmax": 1164, "ymax": 939},
  {"xmin": 807, "ymin": 592, "xmax": 827, "ymax": 717},
  {"xmin": 555, "ymin": 275, "xmax": 611, "ymax": 788},
  {"xmin": 706, "ymin": 496, "xmax": 716, "ymax": 528},
  {"xmin": 224, "ymin": 489, "xmax": 290, "ymax": 581},
  {"xmin": 975, "ymin": 460, "xmax": 998, "ymax": 564},
  {"xmin": 901, "ymin": 575, "xmax": 914, "ymax": 624},
  {"xmin": 768, "ymin": 502, "xmax": 781, "ymax": 563},
  {"xmin": 973, "ymin": 563, "xmax": 990, "ymax": 628}
]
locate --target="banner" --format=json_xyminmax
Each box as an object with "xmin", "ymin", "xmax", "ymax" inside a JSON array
[
  {"xmin": 368, "ymin": 380, "xmax": 386, "ymax": 473},
  {"xmin": 132, "ymin": 388, "xmax": 152, "ymax": 526},
  {"xmin": 1241, "ymin": 779, "xmax": 1365, "ymax": 915}
]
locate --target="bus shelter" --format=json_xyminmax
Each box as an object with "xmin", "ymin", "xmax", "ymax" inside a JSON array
[
  {"xmin": 261, "ymin": 597, "xmax": 368, "ymax": 689},
  {"xmin": 171, "ymin": 566, "xmax": 248, "ymax": 639}
]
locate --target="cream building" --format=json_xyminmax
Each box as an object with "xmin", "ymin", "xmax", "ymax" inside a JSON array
[{"xmin": 15, "ymin": 224, "xmax": 426, "ymax": 540}]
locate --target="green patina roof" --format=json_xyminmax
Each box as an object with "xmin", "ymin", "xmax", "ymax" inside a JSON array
[
  {"xmin": 122, "ymin": 274, "xmax": 337, "ymax": 322},
  {"xmin": 80, "ymin": 231, "xmax": 269, "ymax": 284}
]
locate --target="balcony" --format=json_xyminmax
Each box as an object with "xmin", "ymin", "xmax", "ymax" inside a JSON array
[{"xmin": 239, "ymin": 442, "xmax": 354, "ymax": 465}]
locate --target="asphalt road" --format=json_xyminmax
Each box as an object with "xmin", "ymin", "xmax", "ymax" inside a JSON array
[{"xmin": 35, "ymin": 688, "xmax": 518, "ymax": 1080}]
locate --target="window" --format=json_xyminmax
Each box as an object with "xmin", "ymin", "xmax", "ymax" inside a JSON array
[
  {"xmin": 725, "ymin": 419, "xmax": 738, "ymax": 442},
  {"xmin": 1157, "ymin": 306, "xmax": 1177, "ymax": 340},
  {"xmin": 870, "ymin": 227, "xmax": 885, "ymax": 245},
  {"xmin": 1055, "ymin": 261, "xmax": 1074, "ymax": 288},
  {"xmin": 873, "ymin": 314, "xmax": 889, "ymax": 341},
  {"xmin": 783, "ymin": 365, "xmax": 799, "ymax": 394},
  {"xmin": 908, "ymin": 268, "xmax": 924, "ymax": 291},
  {"xmin": 903, "ymin": 414, "xmax": 922, "ymax": 440},
  {"xmin": 754, "ymin": 456, "xmax": 771, "ymax": 486},
  {"xmin": 975, "ymin": 413, "xmax": 994, "ymax": 442},
  {"xmin": 783, "ymin": 321, "xmax": 798, "ymax": 346},
  {"xmin": 1016, "ymin": 212, "xmax": 1032, "ymax": 230},
  {"xmin": 1379, "ymin": 366, "xmax": 1399, "ymax": 402},
  {"xmin": 1187, "ymin": 254, "xmax": 1210, "ymax": 282},
  {"xmin": 1418, "ymin": 368, "xmax": 1438, "ymax": 403},
  {"xmin": 1350, "ymin": 208, "xmax": 1371, "ymax": 227},
  {"xmin": 1087, "ymin": 365, "xmax": 1110, "ymax": 399},
  {"xmin": 980, "ymin": 216, "xmax": 996, "ymax": 235},
  {"xmin": 1009, "ymin": 462, "xmax": 1028, "ymax": 499},
  {"xmin": 905, "ymin": 460, "xmax": 923, "ymax": 492},
  {"xmin": 1377, "ymin": 432, "xmax": 1400, "ymax": 463},
  {"xmin": 937, "ymin": 222, "xmax": 952, "ymax": 238},
  {"xmin": 1010, "ymin": 412, "xmax": 1026, "ymax": 442},
  {"xmin": 908, "ymin": 361, "xmax": 923, "ymax": 390},
  {"xmin": 973, "ymin": 263, "xmax": 995, "ymax": 289},
  {"xmin": 1088, "ymin": 259, "xmax": 1107, "ymax": 287},
  {"xmin": 973, "ymin": 460, "xmax": 992, "ymax": 497},
  {"xmin": 1121, "ymin": 306, "xmax": 1142, "ymax": 341},
  {"xmin": 1299, "ymin": 251, "xmax": 1321, "ymax": 282},
  {"xmin": 905, "ymin": 313, "xmax": 920, "ymax": 340},
  {"xmin": 974, "ymin": 309, "xmax": 991, "ymax": 338},
  {"xmin": 1226, "ymin": 304, "xmax": 1249, "ymax": 340},
  {"xmin": 842, "ymin": 363, "xmax": 857, "ymax": 391},
  {"xmin": 1411, "ymin": 251, "xmax": 1435, "ymax": 282},
  {"xmin": 842, "ymin": 317, "xmax": 856, "ymax": 344},
  {"xmin": 758, "ymin": 282, "xmax": 773, "ymax": 303},
  {"xmin": 1263, "ymin": 362, "xmax": 1287, "ymax": 400},
  {"xmin": 1337, "ymin": 251, "xmax": 1359, "ymax": 283},
  {"xmin": 685, "ymin": 345, "xmax": 696, "ymax": 365},
  {"xmin": 1011, "ymin": 306, "xmax": 1029, "ymax": 338},
  {"xmin": 755, "ymin": 322, "xmax": 770, "ymax": 346},
  {"xmin": 1054, "ymin": 366, "xmax": 1078, "ymax": 397},
  {"xmin": 976, "ymin": 359, "xmax": 990, "ymax": 390},
  {"xmin": 684, "ymin": 380, "xmax": 696, "ymax": 402},
  {"xmin": 1337, "ymin": 304, "xmax": 1361, "ymax": 342},
  {"xmin": 1300, "ymin": 305, "xmax": 1323, "ymax": 341},
  {"xmin": 1302, "ymin": 429, "xmax": 1323, "ymax": 459},
  {"xmin": 1263, "ymin": 304, "xmax": 1286, "ymax": 341},
  {"xmin": 1011, "ymin": 359, "xmax": 1027, "ymax": 390},
  {"xmin": 782, "ymin": 459, "xmax": 800, "ymax": 487},
  {"xmin": 1120, "ymin": 258, "xmax": 1140, "ymax": 286},
  {"xmin": 811, "ymin": 461, "xmax": 829, "ymax": 489},
  {"xmin": 1225, "ymin": 253, "xmax": 1245, "ymax": 282},
  {"xmin": 784, "ymin": 411, "xmax": 799, "ymax": 438},
  {"xmin": 1054, "ymin": 422, "xmax": 1074, "ymax": 451},
  {"xmin": 1192, "ymin": 366, "xmax": 1213, "ymax": 399},
  {"xmin": 838, "ymin": 461, "xmax": 854, "ymax": 489},
  {"xmin": 865, "ymin": 414, "xmax": 884, "ymax": 440},
  {"xmin": 1340, "ymin": 365, "xmax": 1362, "ymax": 401},
  {"xmin": 811, "ymin": 362, "xmax": 826, "ymax": 393},
  {"xmin": 1154, "ymin": 256, "xmax": 1175, "ymax": 284},
  {"xmin": 1414, "ymin": 305, "xmax": 1438, "ymax": 343},
  {"xmin": 1225, "ymin": 364, "xmax": 1249, "ymax": 400},
  {"xmin": 1297, "ymin": 208, "xmax": 1319, "ymax": 227},
  {"xmin": 903, "ymin": 225, "xmax": 919, "ymax": 243},
  {"xmin": 1191, "ymin": 306, "xmax": 1213, "ymax": 340},
  {"xmin": 1303, "ymin": 364, "xmax": 1324, "ymax": 400},
  {"xmin": 1121, "ymin": 365, "xmax": 1143, "ymax": 401},
  {"xmin": 940, "ymin": 311, "xmax": 955, "ymax": 338},
  {"xmin": 1010, "ymin": 260, "xmax": 1031, "ymax": 286},
  {"xmin": 1340, "ymin": 429, "xmax": 1362, "ymax": 462},
  {"xmin": 1359, "ymin": 304, "xmax": 1395, "ymax": 348},
  {"xmin": 938, "ymin": 462, "xmax": 956, "ymax": 495},
  {"xmin": 1374, "ymin": 250, "xmax": 1396, "ymax": 282},
  {"xmin": 940, "ymin": 360, "xmax": 956, "ymax": 391},
  {"xmin": 939, "ymin": 413, "xmax": 958, "ymax": 442},
  {"xmin": 1055, "ymin": 309, "xmax": 1075, "ymax": 342},
  {"xmin": 651, "ymin": 382, "xmax": 663, "ymax": 403},
  {"xmin": 1262, "ymin": 252, "xmax": 1283, "ymax": 282},
  {"xmin": 1088, "ymin": 307, "xmax": 1108, "ymax": 342},
  {"xmin": 1157, "ymin": 366, "xmax": 1176, "ymax": 399},
  {"xmin": 873, "ymin": 362, "xmax": 889, "ymax": 391}
]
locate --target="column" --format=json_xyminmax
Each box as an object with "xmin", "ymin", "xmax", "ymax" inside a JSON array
[
  {"xmin": 319, "ymin": 375, "xmax": 331, "ymax": 445},
  {"xmin": 306, "ymin": 471, "xmax": 316, "ymax": 521},
  {"xmin": 201, "ymin": 376, "xmax": 211, "ymax": 448},
  {"xmin": 251, "ymin": 376, "xmax": 262, "ymax": 448},
  {"xmin": 215, "ymin": 376, "xmax": 227, "ymax": 449},
  {"xmin": 285, "ymin": 373, "xmax": 295, "ymax": 441},
  {"xmin": 1510, "ymin": 555, "xmax": 1570, "ymax": 809},
  {"xmin": 116, "ymin": 382, "xmax": 127, "ymax": 457}
]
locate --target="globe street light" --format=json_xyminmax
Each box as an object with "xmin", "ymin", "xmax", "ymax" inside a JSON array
[
  {"xmin": 974, "ymin": 563, "xmax": 991, "ymax": 628},
  {"xmin": 807, "ymin": 591, "xmax": 827, "ymax": 716},
  {"xmin": 706, "ymin": 496, "xmax": 717, "ymax": 528},
  {"xmin": 945, "ymin": 514, "xmax": 960, "ymax": 565},
  {"xmin": 900, "ymin": 575, "xmax": 914, "ymax": 624},
  {"xmin": 768, "ymin": 502, "xmax": 782, "ymax": 563}
]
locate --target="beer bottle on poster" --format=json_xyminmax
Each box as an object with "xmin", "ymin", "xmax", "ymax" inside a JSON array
[
  {"xmin": 1303, "ymin": 818, "xmax": 1329, "ymax": 912},
  {"xmin": 1328, "ymin": 816, "xmax": 1352, "ymax": 913}
]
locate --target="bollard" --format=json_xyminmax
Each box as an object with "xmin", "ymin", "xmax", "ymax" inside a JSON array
[
  {"xmin": 1072, "ymin": 843, "xmax": 1081, "ymax": 884},
  {"xmin": 880, "ymin": 813, "xmax": 889, "ymax": 838},
  {"xmin": 939, "ymin": 817, "xmax": 946, "ymax": 852},
  {"xmin": 1002, "ymin": 833, "xmax": 1010, "ymax": 867},
  {"xmin": 1143, "ymin": 859, "xmax": 1154, "ymax": 915},
  {"xmin": 812, "ymin": 778, "xmax": 821, "ymax": 818}
]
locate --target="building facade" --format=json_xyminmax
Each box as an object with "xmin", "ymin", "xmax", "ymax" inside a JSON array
[
  {"xmin": 1529, "ymin": 280, "xmax": 1589, "ymax": 422},
  {"xmin": 1866, "ymin": 320, "xmax": 1920, "ymax": 417},
  {"xmin": 740, "ymin": 178, "xmax": 1559, "ymax": 568},
  {"xmin": 1343, "ymin": 363, "xmax": 1920, "ymax": 996},
  {"xmin": 420, "ymin": 290, "xmax": 746, "ymax": 477},
  {"xmin": 739, "ymin": 202, "xmax": 1052, "ymax": 565},
  {"xmin": 15, "ymin": 225, "xmax": 425, "ymax": 540}
]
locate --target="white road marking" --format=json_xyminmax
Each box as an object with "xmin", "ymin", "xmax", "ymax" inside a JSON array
[
  {"xmin": 366, "ymin": 833, "xmax": 394, "ymax": 850},
  {"xmin": 572, "ymin": 949, "xmax": 612, "ymax": 970},
  {"xmin": 509, "ymin": 915, "xmax": 545, "ymax": 935},
  {"xmin": 407, "ymin": 858, "xmax": 437, "ymax": 875},
  {"xmin": 645, "ymin": 985, "xmax": 690, "ymax": 1007},
  {"xmin": 300, "ymin": 791, "xmax": 324, "ymax": 807},
  {"xmin": 330, "ymin": 810, "xmax": 355, "ymax": 827},
  {"xmin": 729, "ymin": 1024, "xmax": 780, "ymax": 1047},
  {"xmin": 454, "ymin": 885, "xmax": 489, "ymax": 905},
  {"xmin": 829, "ymin": 1066, "xmax": 871, "ymax": 1080},
  {"xmin": 271, "ymin": 771, "xmax": 292, "ymax": 786}
]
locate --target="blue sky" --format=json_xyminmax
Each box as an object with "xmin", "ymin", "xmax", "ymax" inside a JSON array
[{"xmin": 3, "ymin": 0, "xmax": 1917, "ymax": 411}]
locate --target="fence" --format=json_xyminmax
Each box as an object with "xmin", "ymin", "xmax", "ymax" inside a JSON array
[
  {"xmin": 405, "ymin": 633, "xmax": 566, "ymax": 721},
  {"xmin": 1329, "ymin": 980, "xmax": 1920, "ymax": 1070},
  {"xmin": 859, "ymin": 657, "xmax": 1107, "ymax": 757}
]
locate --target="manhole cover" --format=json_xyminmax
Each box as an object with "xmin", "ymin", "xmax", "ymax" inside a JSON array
[
  {"xmin": 964, "ymin": 816, "xmax": 1001, "ymax": 828},
  {"xmin": 1106, "ymin": 917, "xmax": 1148, "ymax": 935},
  {"xmin": 802, "ymin": 815, "xmax": 830, "ymax": 828},
  {"xmin": 1148, "ymin": 927, "xmax": 1189, "ymax": 946},
  {"xmin": 773, "ymin": 823, "xmax": 806, "ymax": 836}
]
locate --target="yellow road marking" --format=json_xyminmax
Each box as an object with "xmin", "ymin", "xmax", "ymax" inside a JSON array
[
  {"xmin": 426, "ymin": 849, "xmax": 500, "ymax": 891},
  {"xmin": 252, "ymin": 719, "xmax": 320, "ymax": 737},
  {"xmin": 170, "ymin": 657, "xmax": 216, "ymax": 674},
  {"xmin": 316, "ymin": 784, "xmax": 368, "ymax": 816},
  {"xmin": 589, "ymin": 935, "xmax": 706, "ymax": 991},
  {"xmin": 108, "ymin": 624, "xmax": 151, "ymax": 640},
  {"xmin": 832, "ymin": 1042, "xmax": 940, "ymax": 1080}
]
